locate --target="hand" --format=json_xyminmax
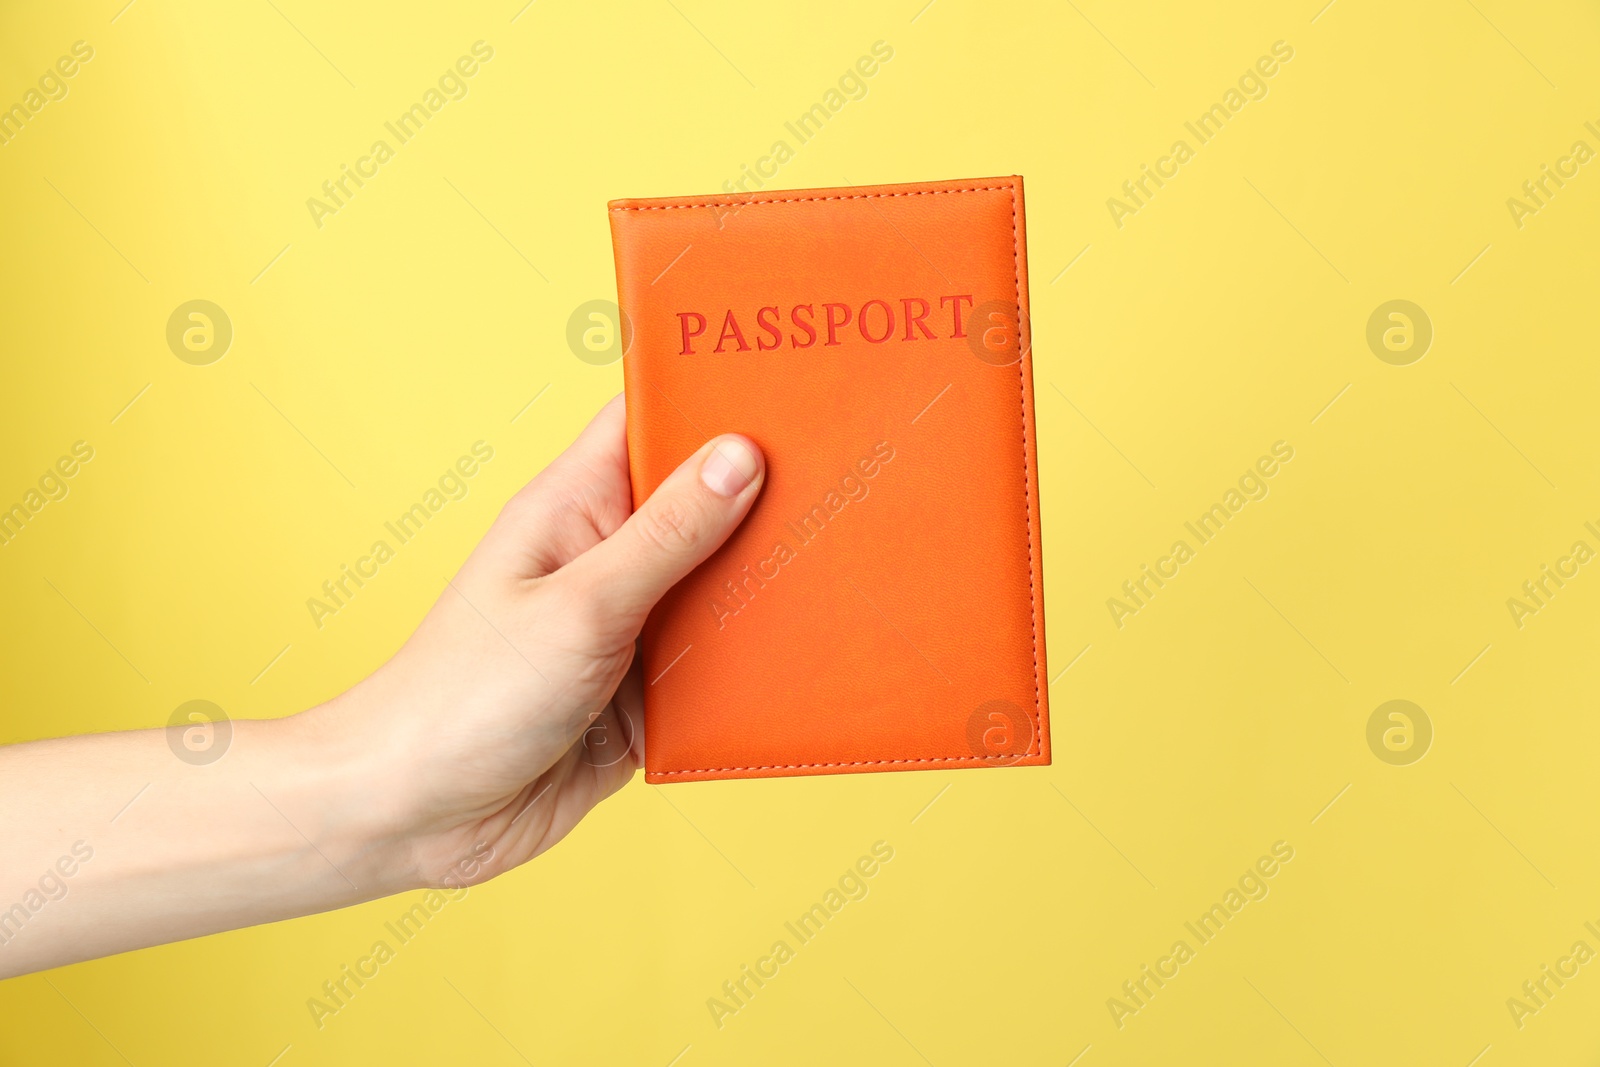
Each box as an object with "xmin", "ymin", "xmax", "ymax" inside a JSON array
[
  {"xmin": 325, "ymin": 394, "xmax": 765, "ymax": 892},
  {"xmin": 0, "ymin": 394, "xmax": 763, "ymax": 978}
]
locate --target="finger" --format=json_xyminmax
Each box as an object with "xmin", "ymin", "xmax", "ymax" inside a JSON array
[
  {"xmin": 553, "ymin": 433, "xmax": 763, "ymax": 636},
  {"xmin": 474, "ymin": 393, "xmax": 634, "ymax": 578}
]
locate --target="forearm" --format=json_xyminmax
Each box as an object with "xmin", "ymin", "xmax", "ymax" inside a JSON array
[{"xmin": 0, "ymin": 707, "xmax": 411, "ymax": 978}]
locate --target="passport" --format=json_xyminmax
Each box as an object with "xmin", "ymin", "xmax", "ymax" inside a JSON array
[{"xmin": 609, "ymin": 176, "xmax": 1049, "ymax": 782}]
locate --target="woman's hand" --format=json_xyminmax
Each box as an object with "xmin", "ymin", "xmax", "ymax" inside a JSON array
[
  {"xmin": 331, "ymin": 394, "xmax": 765, "ymax": 890},
  {"xmin": 0, "ymin": 394, "xmax": 764, "ymax": 977}
]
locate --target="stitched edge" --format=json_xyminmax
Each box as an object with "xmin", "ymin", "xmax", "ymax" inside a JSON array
[
  {"xmin": 630, "ymin": 180, "xmax": 1047, "ymax": 773},
  {"xmin": 649, "ymin": 753, "xmax": 1046, "ymax": 777},
  {"xmin": 610, "ymin": 186, "xmax": 1016, "ymax": 211},
  {"xmin": 1008, "ymin": 183, "xmax": 1044, "ymax": 760}
]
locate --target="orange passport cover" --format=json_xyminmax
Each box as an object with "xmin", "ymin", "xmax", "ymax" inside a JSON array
[{"xmin": 609, "ymin": 175, "xmax": 1048, "ymax": 783}]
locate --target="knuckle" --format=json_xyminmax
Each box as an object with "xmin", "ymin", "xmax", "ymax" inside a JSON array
[
  {"xmin": 493, "ymin": 494, "xmax": 533, "ymax": 530},
  {"xmin": 496, "ymin": 471, "xmax": 563, "ymax": 526},
  {"xmin": 634, "ymin": 498, "xmax": 699, "ymax": 555}
]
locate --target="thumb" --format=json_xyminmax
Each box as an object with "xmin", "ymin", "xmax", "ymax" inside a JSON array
[{"xmin": 555, "ymin": 434, "xmax": 764, "ymax": 635}]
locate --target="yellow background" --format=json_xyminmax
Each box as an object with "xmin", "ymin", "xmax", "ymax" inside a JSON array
[{"xmin": 1, "ymin": 0, "xmax": 1597, "ymax": 1063}]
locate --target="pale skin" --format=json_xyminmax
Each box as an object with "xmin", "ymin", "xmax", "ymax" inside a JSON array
[{"xmin": 0, "ymin": 395, "xmax": 765, "ymax": 979}]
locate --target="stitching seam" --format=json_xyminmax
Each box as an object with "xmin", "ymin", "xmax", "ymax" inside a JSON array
[
  {"xmin": 650, "ymin": 755, "xmax": 1032, "ymax": 777},
  {"xmin": 610, "ymin": 186, "xmax": 1015, "ymax": 211},
  {"xmin": 1008, "ymin": 182, "xmax": 1044, "ymax": 760}
]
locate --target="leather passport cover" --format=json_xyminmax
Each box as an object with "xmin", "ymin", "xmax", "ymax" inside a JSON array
[{"xmin": 609, "ymin": 175, "xmax": 1048, "ymax": 783}]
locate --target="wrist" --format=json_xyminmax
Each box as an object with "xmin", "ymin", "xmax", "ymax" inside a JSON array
[{"xmin": 275, "ymin": 695, "xmax": 423, "ymax": 900}]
